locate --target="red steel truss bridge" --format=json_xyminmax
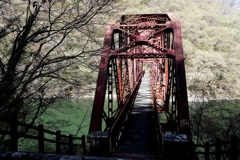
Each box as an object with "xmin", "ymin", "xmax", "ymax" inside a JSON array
[
  {"xmin": 0, "ymin": 13, "xmax": 239, "ymax": 160},
  {"xmin": 87, "ymin": 13, "xmax": 191, "ymax": 159}
]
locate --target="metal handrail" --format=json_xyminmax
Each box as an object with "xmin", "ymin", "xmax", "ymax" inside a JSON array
[
  {"xmin": 150, "ymin": 72, "xmax": 163, "ymax": 154},
  {"xmin": 109, "ymin": 71, "xmax": 144, "ymax": 151}
]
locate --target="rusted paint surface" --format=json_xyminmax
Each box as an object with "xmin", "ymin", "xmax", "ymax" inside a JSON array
[{"xmin": 88, "ymin": 14, "xmax": 191, "ymax": 152}]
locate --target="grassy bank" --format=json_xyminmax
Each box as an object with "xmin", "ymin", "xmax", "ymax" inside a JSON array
[{"xmin": 18, "ymin": 98, "xmax": 93, "ymax": 153}]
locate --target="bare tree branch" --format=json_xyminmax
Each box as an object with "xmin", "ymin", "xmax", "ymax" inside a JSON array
[{"xmin": 0, "ymin": 0, "xmax": 120, "ymax": 149}]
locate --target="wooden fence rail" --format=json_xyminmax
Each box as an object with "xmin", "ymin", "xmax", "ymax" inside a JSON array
[
  {"xmin": 192, "ymin": 135, "xmax": 240, "ymax": 160},
  {"xmin": 0, "ymin": 117, "xmax": 86, "ymax": 155}
]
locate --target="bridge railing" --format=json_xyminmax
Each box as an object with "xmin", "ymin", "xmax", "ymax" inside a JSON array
[
  {"xmin": 0, "ymin": 117, "xmax": 86, "ymax": 155},
  {"xmin": 152, "ymin": 94, "xmax": 163, "ymax": 154},
  {"xmin": 191, "ymin": 135, "xmax": 240, "ymax": 160},
  {"xmin": 149, "ymin": 72, "xmax": 163, "ymax": 155},
  {"xmin": 109, "ymin": 71, "xmax": 145, "ymax": 151}
]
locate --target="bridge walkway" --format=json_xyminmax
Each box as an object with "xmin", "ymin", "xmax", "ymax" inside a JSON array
[{"xmin": 113, "ymin": 72, "xmax": 160, "ymax": 159}]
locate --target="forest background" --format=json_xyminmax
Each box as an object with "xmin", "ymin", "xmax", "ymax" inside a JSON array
[{"xmin": 0, "ymin": 0, "xmax": 240, "ymax": 153}]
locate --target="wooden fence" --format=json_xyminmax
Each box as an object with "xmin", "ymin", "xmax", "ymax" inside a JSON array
[
  {"xmin": 0, "ymin": 117, "xmax": 86, "ymax": 155},
  {"xmin": 192, "ymin": 135, "xmax": 240, "ymax": 160}
]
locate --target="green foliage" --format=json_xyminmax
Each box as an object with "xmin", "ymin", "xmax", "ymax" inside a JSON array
[
  {"xmin": 18, "ymin": 98, "xmax": 93, "ymax": 153},
  {"xmin": 35, "ymin": 98, "xmax": 92, "ymax": 135},
  {"xmin": 190, "ymin": 99, "xmax": 240, "ymax": 143}
]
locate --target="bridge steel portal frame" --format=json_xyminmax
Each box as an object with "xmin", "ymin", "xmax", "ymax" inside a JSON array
[{"xmin": 87, "ymin": 13, "xmax": 191, "ymax": 156}]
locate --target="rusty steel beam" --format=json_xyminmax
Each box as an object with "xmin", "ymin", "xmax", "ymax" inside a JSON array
[
  {"xmin": 88, "ymin": 24, "xmax": 114, "ymax": 132},
  {"xmin": 167, "ymin": 21, "xmax": 191, "ymax": 138},
  {"xmin": 117, "ymin": 58, "xmax": 123, "ymax": 105}
]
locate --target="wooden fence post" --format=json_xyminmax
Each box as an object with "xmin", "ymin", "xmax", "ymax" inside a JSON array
[
  {"xmin": 69, "ymin": 134, "xmax": 73, "ymax": 154},
  {"xmin": 10, "ymin": 116, "xmax": 18, "ymax": 151},
  {"xmin": 159, "ymin": 134, "xmax": 162, "ymax": 155},
  {"xmin": 216, "ymin": 138, "xmax": 221, "ymax": 160},
  {"xmin": 189, "ymin": 141, "xmax": 195, "ymax": 160},
  {"xmin": 56, "ymin": 130, "xmax": 61, "ymax": 154},
  {"xmin": 231, "ymin": 135, "xmax": 238, "ymax": 160},
  {"xmin": 82, "ymin": 135, "xmax": 86, "ymax": 155},
  {"xmin": 205, "ymin": 142, "xmax": 210, "ymax": 160},
  {"xmin": 38, "ymin": 124, "xmax": 44, "ymax": 153}
]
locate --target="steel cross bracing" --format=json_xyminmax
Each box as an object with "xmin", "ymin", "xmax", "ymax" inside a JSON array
[{"xmin": 86, "ymin": 13, "xmax": 191, "ymax": 156}]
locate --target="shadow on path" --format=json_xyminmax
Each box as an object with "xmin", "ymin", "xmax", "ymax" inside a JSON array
[{"xmin": 114, "ymin": 72, "xmax": 159, "ymax": 159}]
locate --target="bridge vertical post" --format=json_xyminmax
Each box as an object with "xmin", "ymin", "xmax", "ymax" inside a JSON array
[
  {"xmin": 128, "ymin": 59, "xmax": 133, "ymax": 89},
  {"xmin": 88, "ymin": 23, "xmax": 113, "ymax": 132},
  {"xmin": 89, "ymin": 54, "xmax": 109, "ymax": 132},
  {"xmin": 167, "ymin": 19, "xmax": 191, "ymax": 140},
  {"xmin": 10, "ymin": 116, "xmax": 18, "ymax": 151},
  {"xmin": 231, "ymin": 134, "xmax": 238, "ymax": 160},
  {"xmin": 164, "ymin": 58, "xmax": 169, "ymax": 109},
  {"xmin": 38, "ymin": 124, "xmax": 44, "ymax": 153},
  {"xmin": 117, "ymin": 58, "xmax": 123, "ymax": 104}
]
